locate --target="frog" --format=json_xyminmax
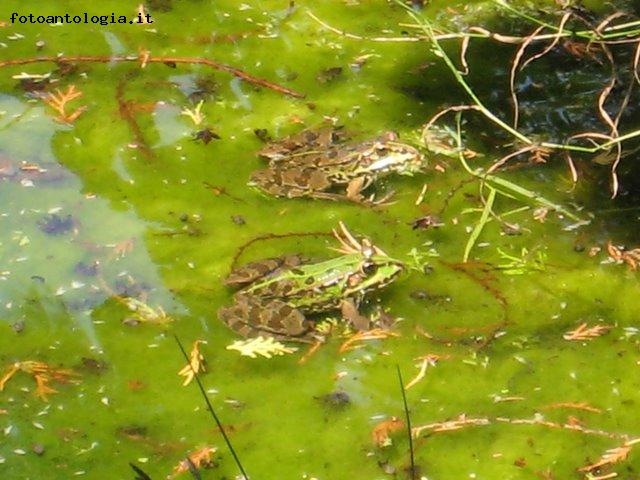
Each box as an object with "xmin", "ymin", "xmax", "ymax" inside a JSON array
[
  {"xmin": 218, "ymin": 222, "xmax": 404, "ymax": 343},
  {"xmin": 249, "ymin": 127, "xmax": 425, "ymax": 205}
]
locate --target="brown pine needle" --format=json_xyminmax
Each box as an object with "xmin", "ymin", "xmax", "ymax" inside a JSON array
[
  {"xmin": 544, "ymin": 402, "xmax": 602, "ymax": 413},
  {"xmin": 579, "ymin": 438, "xmax": 640, "ymax": 473},
  {"xmin": 413, "ymin": 414, "xmax": 630, "ymax": 442},
  {"xmin": 338, "ymin": 328, "xmax": 399, "ymax": 353},
  {"xmin": 405, "ymin": 354, "xmax": 446, "ymax": 390},
  {"xmin": 413, "ymin": 414, "xmax": 490, "ymax": 437},
  {"xmin": 297, "ymin": 340, "xmax": 324, "ymax": 364},
  {"xmin": 563, "ymin": 323, "xmax": 612, "ymax": 341}
]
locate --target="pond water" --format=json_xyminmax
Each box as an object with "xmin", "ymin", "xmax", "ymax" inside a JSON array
[{"xmin": 1, "ymin": 1, "xmax": 639, "ymax": 479}]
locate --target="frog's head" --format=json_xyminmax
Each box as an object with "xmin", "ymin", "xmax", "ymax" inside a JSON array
[
  {"xmin": 356, "ymin": 254, "xmax": 405, "ymax": 292},
  {"xmin": 333, "ymin": 222, "xmax": 405, "ymax": 294},
  {"xmin": 365, "ymin": 141, "xmax": 425, "ymax": 176}
]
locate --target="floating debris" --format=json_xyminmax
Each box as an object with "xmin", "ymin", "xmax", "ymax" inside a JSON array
[
  {"xmin": 563, "ymin": 323, "xmax": 612, "ymax": 341},
  {"xmin": 177, "ymin": 340, "xmax": 206, "ymax": 386},
  {"xmin": 37, "ymin": 84, "xmax": 87, "ymax": 123},
  {"xmin": 0, "ymin": 360, "xmax": 80, "ymax": 400},
  {"xmin": 316, "ymin": 66, "xmax": 343, "ymax": 84},
  {"xmin": 371, "ymin": 417, "xmax": 405, "ymax": 447},
  {"xmin": 37, "ymin": 214, "xmax": 74, "ymax": 235},
  {"xmin": 169, "ymin": 446, "xmax": 218, "ymax": 478},
  {"xmin": 315, "ymin": 391, "xmax": 351, "ymax": 410},
  {"xmin": 226, "ymin": 336, "xmax": 297, "ymax": 358}
]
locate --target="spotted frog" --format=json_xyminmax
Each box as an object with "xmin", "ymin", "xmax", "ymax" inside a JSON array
[
  {"xmin": 249, "ymin": 127, "xmax": 424, "ymax": 204},
  {"xmin": 218, "ymin": 223, "xmax": 404, "ymax": 343}
]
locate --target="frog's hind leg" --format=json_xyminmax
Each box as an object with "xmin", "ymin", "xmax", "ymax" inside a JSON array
[
  {"xmin": 224, "ymin": 255, "xmax": 305, "ymax": 286},
  {"xmin": 219, "ymin": 296, "xmax": 313, "ymax": 343}
]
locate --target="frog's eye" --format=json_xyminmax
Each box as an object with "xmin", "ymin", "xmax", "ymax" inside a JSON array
[{"xmin": 362, "ymin": 262, "xmax": 377, "ymax": 275}]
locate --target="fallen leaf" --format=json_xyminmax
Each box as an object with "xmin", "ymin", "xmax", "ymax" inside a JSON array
[
  {"xmin": 178, "ymin": 340, "xmax": 206, "ymax": 386},
  {"xmin": 0, "ymin": 360, "xmax": 80, "ymax": 400},
  {"xmin": 372, "ymin": 417, "xmax": 405, "ymax": 447},
  {"xmin": 226, "ymin": 337, "xmax": 297, "ymax": 358},
  {"xmin": 170, "ymin": 446, "xmax": 217, "ymax": 478}
]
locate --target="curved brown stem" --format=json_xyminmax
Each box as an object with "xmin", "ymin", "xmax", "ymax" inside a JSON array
[{"xmin": 0, "ymin": 54, "xmax": 305, "ymax": 99}]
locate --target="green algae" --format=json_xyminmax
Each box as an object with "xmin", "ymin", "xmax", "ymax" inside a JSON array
[{"xmin": 0, "ymin": 1, "xmax": 639, "ymax": 479}]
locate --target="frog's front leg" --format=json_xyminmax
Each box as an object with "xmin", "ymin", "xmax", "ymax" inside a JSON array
[
  {"xmin": 340, "ymin": 298, "xmax": 370, "ymax": 331},
  {"xmin": 345, "ymin": 176, "xmax": 395, "ymax": 206}
]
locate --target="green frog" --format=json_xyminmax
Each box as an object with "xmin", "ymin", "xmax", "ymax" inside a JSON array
[
  {"xmin": 218, "ymin": 223, "xmax": 404, "ymax": 343},
  {"xmin": 249, "ymin": 127, "xmax": 424, "ymax": 205}
]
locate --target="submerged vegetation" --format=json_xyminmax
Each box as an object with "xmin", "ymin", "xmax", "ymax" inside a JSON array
[{"xmin": 1, "ymin": 0, "xmax": 640, "ymax": 479}]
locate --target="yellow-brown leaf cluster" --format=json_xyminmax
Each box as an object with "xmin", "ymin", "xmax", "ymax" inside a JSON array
[
  {"xmin": 372, "ymin": 417, "xmax": 405, "ymax": 447},
  {"xmin": 39, "ymin": 85, "xmax": 87, "ymax": 124},
  {"xmin": 226, "ymin": 336, "xmax": 297, "ymax": 358},
  {"xmin": 178, "ymin": 340, "xmax": 206, "ymax": 386},
  {"xmin": 169, "ymin": 446, "xmax": 217, "ymax": 478},
  {"xmin": 0, "ymin": 360, "xmax": 80, "ymax": 400}
]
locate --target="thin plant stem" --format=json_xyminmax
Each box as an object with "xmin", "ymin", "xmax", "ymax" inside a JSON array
[
  {"xmin": 404, "ymin": 8, "xmax": 532, "ymax": 145},
  {"xmin": 174, "ymin": 335, "xmax": 249, "ymax": 480},
  {"xmin": 397, "ymin": 365, "xmax": 417, "ymax": 479},
  {"xmin": 463, "ymin": 186, "xmax": 496, "ymax": 263},
  {"xmin": 452, "ymin": 114, "xmax": 584, "ymax": 224}
]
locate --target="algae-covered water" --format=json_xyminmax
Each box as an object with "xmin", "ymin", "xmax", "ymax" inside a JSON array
[{"xmin": 1, "ymin": 1, "xmax": 639, "ymax": 479}]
